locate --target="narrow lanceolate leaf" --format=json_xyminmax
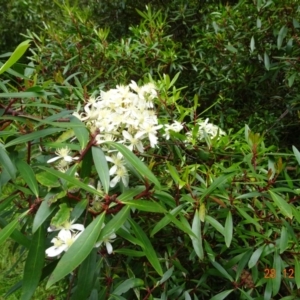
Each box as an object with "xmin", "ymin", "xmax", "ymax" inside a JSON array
[
  {"xmin": 71, "ymin": 249, "xmax": 97, "ymax": 300},
  {"xmin": 248, "ymin": 245, "xmax": 265, "ymax": 269},
  {"xmin": 70, "ymin": 116, "xmax": 89, "ymax": 150},
  {"xmin": 0, "ymin": 218, "xmax": 30, "ymax": 248},
  {"xmin": 205, "ymin": 215, "xmax": 225, "ymax": 236},
  {"xmin": 0, "ymin": 210, "xmax": 29, "ymax": 246},
  {"xmin": 32, "ymin": 197, "xmax": 56, "ymax": 233},
  {"xmin": 295, "ymin": 257, "xmax": 300, "ymax": 289},
  {"xmin": 277, "ymin": 25, "xmax": 287, "ymax": 50},
  {"xmin": 200, "ymin": 173, "xmax": 234, "ymax": 201},
  {"xmin": 21, "ymin": 226, "xmax": 45, "ymax": 300},
  {"xmin": 97, "ymin": 205, "xmax": 130, "ymax": 241},
  {"xmin": 0, "ymin": 144, "xmax": 17, "ymax": 180},
  {"xmin": 272, "ymin": 251, "xmax": 282, "ymax": 296},
  {"xmin": 92, "ymin": 146, "xmax": 110, "ymax": 194},
  {"xmin": 191, "ymin": 209, "xmax": 204, "ymax": 260},
  {"xmin": 268, "ymin": 190, "xmax": 293, "ymax": 219},
  {"xmin": 210, "ymin": 290, "xmax": 234, "ymax": 300},
  {"xmin": 158, "ymin": 266, "xmax": 174, "ymax": 285},
  {"xmin": 292, "ymin": 145, "xmax": 300, "ymax": 166},
  {"xmin": 0, "ymin": 40, "xmax": 31, "ymax": 74},
  {"xmin": 39, "ymin": 166, "xmax": 102, "ymax": 196},
  {"xmin": 120, "ymin": 200, "xmax": 166, "ymax": 213},
  {"xmin": 224, "ymin": 211, "xmax": 233, "ymax": 248},
  {"xmin": 264, "ymin": 52, "xmax": 270, "ymax": 70},
  {"xmin": 105, "ymin": 142, "xmax": 161, "ymax": 189},
  {"xmin": 4, "ymin": 128, "xmax": 64, "ymax": 149},
  {"xmin": 112, "ymin": 278, "xmax": 144, "ymax": 296},
  {"xmin": 16, "ymin": 160, "xmax": 39, "ymax": 197},
  {"xmin": 46, "ymin": 212, "xmax": 105, "ymax": 288},
  {"xmin": 279, "ymin": 226, "xmax": 288, "ymax": 254},
  {"xmin": 129, "ymin": 219, "xmax": 163, "ymax": 276},
  {"xmin": 150, "ymin": 205, "xmax": 185, "ymax": 237},
  {"xmin": 211, "ymin": 261, "xmax": 233, "ymax": 282}
]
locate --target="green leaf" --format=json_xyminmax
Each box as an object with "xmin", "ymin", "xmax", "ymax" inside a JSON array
[
  {"xmin": 248, "ymin": 245, "xmax": 265, "ymax": 268},
  {"xmin": 0, "ymin": 40, "xmax": 31, "ymax": 74},
  {"xmin": 16, "ymin": 160, "xmax": 39, "ymax": 197},
  {"xmin": 200, "ymin": 173, "xmax": 234, "ymax": 201},
  {"xmin": 204, "ymin": 240, "xmax": 215, "ymax": 262},
  {"xmin": 279, "ymin": 226, "xmax": 288, "ymax": 254},
  {"xmin": 272, "ymin": 251, "xmax": 282, "ymax": 296},
  {"xmin": 46, "ymin": 212, "xmax": 105, "ymax": 288},
  {"xmin": 205, "ymin": 215, "xmax": 224, "ymax": 236},
  {"xmin": 211, "ymin": 261, "xmax": 233, "ymax": 281},
  {"xmin": 235, "ymin": 250, "xmax": 253, "ymax": 282},
  {"xmin": 36, "ymin": 171, "xmax": 60, "ymax": 188},
  {"xmin": 70, "ymin": 116, "xmax": 89, "ymax": 150},
  {"xmin": 268, "ymin": 190, "xmax": 292, "ymax": 219},
  {"xmin": 4, "ymin": 128, "xmax": 64, "ymax": 148},
  {"xmin": 129, "ymin": 219, "xmax": 163, "ymax": 276},
  {"xmin": 97, "ymin": 205, "xmax": 130, "ymax": 241},
  {"xmin": 21, "ymin": 226, "xmax": 45, "ymax": 300},
  {"xmin": 150, "ymin": 205, "xmax": 184, "ymax": 236},
  {"xmin": 0, "ymin": 143, "xmax": 17, "ymax": 180},
  {"xmin": 71, "ymin": 249, "xmax": 97, "ymax": 300},
  {"xmin": 191, "ymin": 209, "xmax": 204, "ymax": 260},
  {"xmin": 295, "ymin": 257, "xmax": 300, "ymax": 289},
  {"xmin": 225, "ymin": 44, "xmax": 238, "ymax": 53},
  {"xmin": 92, "ymin": 146, "xmax": 110, "ymax": 194},
  {"xmin": 71, "ymin": 199, "xmax": 88, "ymax": 221},
  {"xmin": 38, "ymin": 166, "xmax": 102, "ymax": 196},
  {"xmin": 224, "ymin": 211, "xmax": 233, "ymax": 248},
  {"xmin": 117, "ymin": 187, "xmax": 145, "ymax": 201},
  {"xmin": 166, "ymin": 161, "xmax": 185, "ymax": 188},
  {"xmin": 157, "ymin": 266, "xmax": 174, "ymax": 285},
  {"xmin": 235, "ymin": 206, "xmax": 262, "ymax": 230},
  {"xmin": 250, "ymin": 36, "xmax": 255, "ymax": 52},
  {"xmin": 0, "ymin": 217, "xmax": 30, "ymax": 248},
  {"xmin": 114, "ymin": 249, "xmax": 145, "ymax": 257},
  {"xmin": 277, "ymin": 25, "xmax": 288, "ymax": 49},
  {"xmin": 32, "ymin": 197, "xmax": 56, "ymax": 233},
  {"xmin": 112, "ymin": 278, "xmax": 144, "ymax": 296},
  {"xmin": 210, "ymin": 289, "xmax": 234, "ymax": 300},
  {"xmin": 0, "ymin": 210, "xmax": 29, "ymax": 247},
  {"xmin": 292, "ymin": 145, "xmax": 300, "ymax": 166},
  {"xmin": 50, "ymin": 203, "xmax": 71, "ymax": 228},
  {"xmin": 0, "ymin": 91, "xmax": 56, "ymax": 98},
  {"xmin": 264, "ymin": 278, "xmax": 272, "ymax": 300},
  {"xmin": 120, "ymin": 199, "xmax": 165, "ymax": 213},
  {"xmin": 264, "ymin": 52, "xmax": 270, "ymax": 70},
  {"xmin": 105, "ymin": 142, "xmax": 161, "ymax": 189}
]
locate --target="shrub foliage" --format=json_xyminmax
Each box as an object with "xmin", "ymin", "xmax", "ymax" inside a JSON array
[{"xmin": 1, "ymin": 1, "xmax": 300, "ymax": 299}]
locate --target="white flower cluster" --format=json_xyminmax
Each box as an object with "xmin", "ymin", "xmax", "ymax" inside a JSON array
[
  {"xmin": 72, "ymin": 81, "xmax": 183, "ymax": 187},
  {"xmin": 45, "ymin": 220, "xmax": 116, "ymax": 257},
  {"xmin": 47, "ymin": 81, "xmax": 185, "ymax": 187},
  {"xmin": 186, "ymin": 118, "xmax": 225, "ymax": 143}
]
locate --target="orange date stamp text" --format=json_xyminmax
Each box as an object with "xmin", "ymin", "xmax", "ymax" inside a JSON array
[{"xmin": 264, "ymin": 268, "xmax": 294, "ymax": 279}]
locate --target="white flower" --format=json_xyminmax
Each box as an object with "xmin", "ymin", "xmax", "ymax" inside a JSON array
[
  {"xmin": 95, "ymin": 224, "xmax": 117, "ymax": 254},
  {"xmin": 47, "ymin": 147, "xmax": 79, "ymax": 164},
  {"xmin": 110, "ymin": 166, "xmax": 129, "ymax": 187},
  {"xmin": 197, "ymin": 118, "xmax": 226, "ymax": 140},
  {"xmin": 106, "ymin": 152, "xmax": 126, "ymax": 176},
  {"xmin": 163, "ymin": 121, "xmax": 184, "ymax": 140},
  {"xmin": 122, "ymin": 130, "xmax": 144, "ymax": 152},
  {"xmin": 47, "ymin": 220, "xmax": 85, "ymax": 233},
  {"xmin": 46, "ymin": 229, "xmax": 82, "ymax": 257},
  {"xmin": 137, "ymin": 123, "xmax": 163, "ymax": 148}
]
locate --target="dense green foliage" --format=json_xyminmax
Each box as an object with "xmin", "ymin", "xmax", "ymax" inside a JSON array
[{"xmin": 1, "ymin": 0, "xmax": 300, "ymax": 299}]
